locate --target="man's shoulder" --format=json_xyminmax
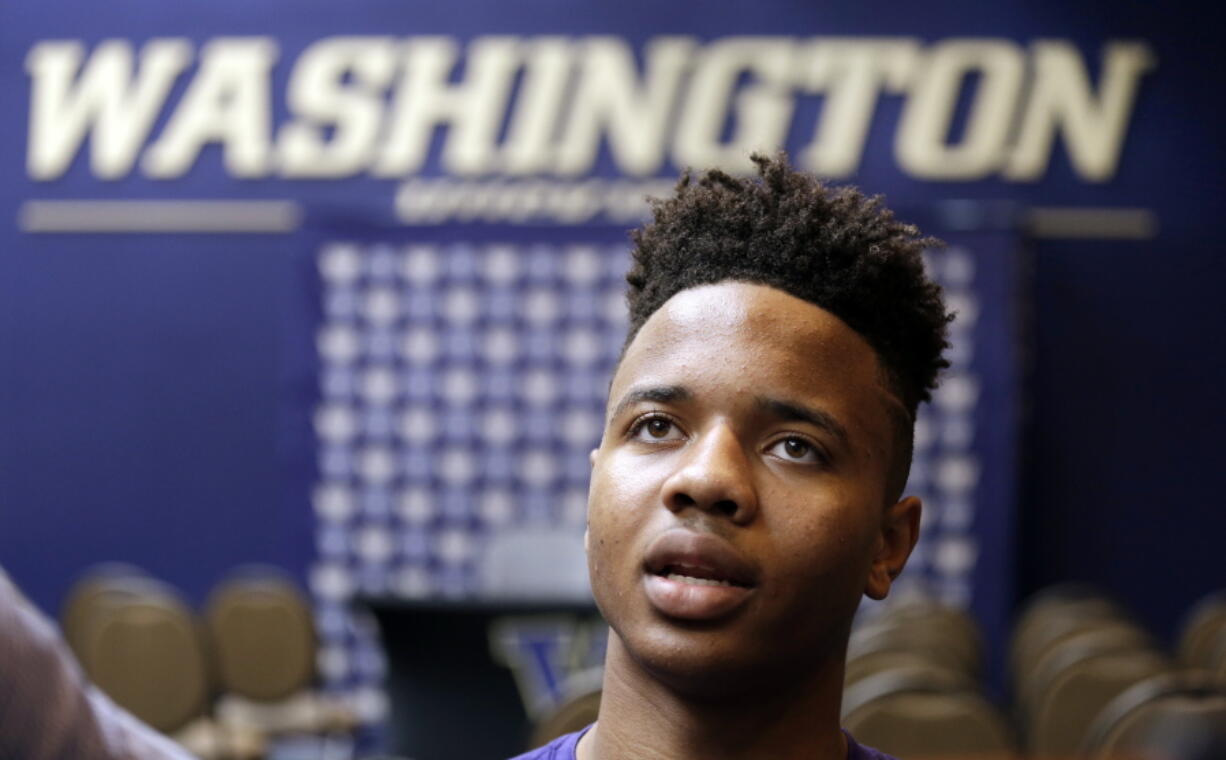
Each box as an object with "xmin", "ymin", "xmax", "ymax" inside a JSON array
[
  {"xmin": 506, "ymin": 726, "xmax": 589, "ymax": 760},
  {"xmin": 845, "ymin": 732, "xmax": 901, "ymax": 760}
]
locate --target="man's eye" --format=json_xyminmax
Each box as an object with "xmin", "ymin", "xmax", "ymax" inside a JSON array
[
  {"xmin": 769, "ymin": 437, "xmax": 822, "ymax": 463},
  {"xmin": 632, "ymin": 416, "xmax": 681, "ymax": 441}
]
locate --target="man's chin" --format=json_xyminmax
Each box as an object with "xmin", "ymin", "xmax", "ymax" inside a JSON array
[{"xmin": 611, "ymin": 625, "xmax": 779, "ymax": 701}]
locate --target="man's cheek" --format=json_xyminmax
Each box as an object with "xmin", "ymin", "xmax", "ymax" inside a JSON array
[{"xmin": 602, "ymin": 456, "xmax": 658, "ymax": 509}]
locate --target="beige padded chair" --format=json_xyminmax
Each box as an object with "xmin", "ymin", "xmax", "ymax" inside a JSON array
[
  {"xmin": 1018, "ymin": 620, "xmax": 1154, "ymax": 718},
  {"xmin": 1012, "ymin": 614, "xmax": 1146, "ymax": 705},
  {"xmin": 845, "ymin": 650, "xmax": 973, "ymax": 692},
  {"xmin": 62, "ymin": 568, "xmax": 254, "ymax": 759},
  {"xmin": 205, "ymin": 567, "xmax": 317, "ymax": 702},
  {"xmin": 842, "ymin": 666, "xmax": 1016, "ymax": 758},
  {"xmin": 1177, "ymin": 590, "xmax": 1226, "ymax": 669},
  {"xmin": 81, "ymin": 587, "xmax": 212, "ymax": 735},
  {"xmin": 204, "ymin": 567, "xmax": 353, "ymax": 743},
  {"xmin": 1210, "ymin": 626, "xmax": 1226, "ymax": 688},
  {"xmin": 875, "ymin": 599, "xmax": 984, "ymax": 674},
  {"xmin": 1026, "ymin": 648, "xmax": 1172, "ymax": 757},
  {"xmin": 59, "ymin": 563, "xmax": 151, "ymax": 659},
  {"xmin": 1083, "ymin": 672, "xmax": 1226, "ymax": 760},
  {"xmin": 848, "ymin": 616, "xmax": 979, "ymax": 681},
  {"xmin": 1010, "ymin": 585, "xmax": 1124, "ymax": 683}
]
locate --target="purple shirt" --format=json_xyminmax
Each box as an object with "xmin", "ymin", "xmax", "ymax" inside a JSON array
[{"xmin": 509, "ymin": 726, "xmax": 898, "ymax": 760}]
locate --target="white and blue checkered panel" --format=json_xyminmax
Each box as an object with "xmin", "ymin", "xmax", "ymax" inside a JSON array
[
  {"xmin": 309, "ymin": 242, "xmax": 628, "ymax": 723},
  {"xmin": 309, "ymin": 240, "xmax": 991, "ymax": 725},
  {"xmin": 887, "ymin": 245, "xmax": 983, "ymax": 610}
]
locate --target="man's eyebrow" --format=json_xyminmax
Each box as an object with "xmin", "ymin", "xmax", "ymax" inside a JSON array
[
  {"xmin": 756, "ymin": 396, "xmax": 851, "ymax": 449},
  {"xmin": 609, "ymin": 385, "xmax": 691, "ymax": 422}
]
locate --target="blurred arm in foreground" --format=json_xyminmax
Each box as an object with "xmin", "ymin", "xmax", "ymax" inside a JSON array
[{"xmin": 0, "ymin": 567, "xmax": 194, "ymax": 760}]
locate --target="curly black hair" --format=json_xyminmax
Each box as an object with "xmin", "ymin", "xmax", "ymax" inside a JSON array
[{"xmin": 624, "ymin": 153, "xmax": 953, "ymax": 498}]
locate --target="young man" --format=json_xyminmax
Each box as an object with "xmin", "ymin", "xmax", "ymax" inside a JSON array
[{"xmin": 515, "ymin": 153, "xmax": 952, "ymax": 760}]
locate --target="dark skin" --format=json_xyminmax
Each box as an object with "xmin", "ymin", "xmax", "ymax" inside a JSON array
[{"xmin": 579, "ymin": 282, "xmax": 921, "ymax": 760}]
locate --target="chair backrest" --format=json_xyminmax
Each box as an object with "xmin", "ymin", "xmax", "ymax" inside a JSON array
[
  {"xmin": 1019, "ymin": 621, "xmax": 1153, "ymax": 718},
  {"xmin": 842, "ymin": 667, "xmax": 1015, "ymax": 758},
  {"xmin": 1027, "ymin": 649, "xmax": 1171, "ymax": 757},
  {"xmin": 204, "ymin": 566, "xmax": 317, "ymax": 702},
  {"xmin": 1010, "ymin": 585, "xmax": 1123, "ymax": 682},
  {"xmin": 1083, "ymin": 671, "xmax": 1226, "ymax": 759},
  {"xmin": 1177, "ymin": 590, "xmax": 1226, "ymax": 669},
  {"xmin": 84, "ymin": 590, "xmax": 211, "ymax": 733},
  {"xmin": 1211, "ymin": 626, "xmax": 1226, "ymax": 688},
  {"xmin": 847, "ymin": 617, "xmax": 979, "ymax": 681},
  {"xmin": 59, "ymin": 563, "xmax": 151, "ymax": 658},
  {"xmin": 1096, "ymin": 694, "xmax": 1226, "ymax": 759},
  {"xmin": 874, "ymin": 598, "xmax": 984, "ymax": 674},
  {"xmin": 845, "ymin": 650, "xmax": 971, "ymax": 691},
  {"xmin": 842, "ymin": 663, "xmax": 979, "ymax": 721}
]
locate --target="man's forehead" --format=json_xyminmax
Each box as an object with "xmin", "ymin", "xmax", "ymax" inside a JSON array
[
  {"xmin": 619, "ymin": 282, "xmax": 870, "ymax": 374},
  {"xmin": 643, "ymin": 282, "xmax": 818, "ymax": 346},
  {"xmin": 609, "ymin": 281, "xmax": 907, "ymax": 433},
  {"xmin": 658, "ymin": 282, "xmax": 756, "ymax": 332}
]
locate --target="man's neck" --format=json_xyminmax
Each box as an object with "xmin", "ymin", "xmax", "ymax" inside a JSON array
[{"xmin": 578, "ymin": 636, "xmax": 848, "ymax": 760}]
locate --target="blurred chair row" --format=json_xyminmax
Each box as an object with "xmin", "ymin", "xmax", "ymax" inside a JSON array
[
  {"xmin": 529, "ymin": 586, "xmax": 1226, "ymax": 759},
  {"xmin": 1011, "ymin": 584, "xmax": 1226, "ymax": 759},
  {"xmin": 61, "ymin": 563, "xmax": 354, "ymax": 760},
  {"xmin": 841, "ymin": 598, "xmax": 1014, "ymax": 758}
]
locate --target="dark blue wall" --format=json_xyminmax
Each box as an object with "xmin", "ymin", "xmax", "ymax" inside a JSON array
[{"xmin": 1023, "ymin": 234, "xmax": 1226, "ymax": 642}]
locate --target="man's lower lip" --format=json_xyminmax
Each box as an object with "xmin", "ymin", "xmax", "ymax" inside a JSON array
[{"xmin": 643, "ymin": 573, "xmax": 753, "ymax": 620}]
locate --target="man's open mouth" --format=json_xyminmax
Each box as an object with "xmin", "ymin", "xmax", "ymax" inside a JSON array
[
  {"xmin": 652, "ymin": 563, "xmax": 750, "ymax": 588},
  {"xmin": 642, "ymin": 530, "xmax": 759, "ymax": 595},
  {"xmin": 641, "ymin": 534, "xmax": 758, "ymax": 621}
]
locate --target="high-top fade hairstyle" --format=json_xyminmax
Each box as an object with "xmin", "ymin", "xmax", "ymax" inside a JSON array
[{"xmin": 623, "ymin": 152, "xmax": 953, "ymax": 500}]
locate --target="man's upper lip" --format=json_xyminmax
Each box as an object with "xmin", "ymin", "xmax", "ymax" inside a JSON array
[{"xmin": 643, "ymin": 530, "xmax": 758, "ymax": 587}]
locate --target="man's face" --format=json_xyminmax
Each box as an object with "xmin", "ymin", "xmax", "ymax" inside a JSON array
[{"xmin": 586, "ymin": 281, "xmax": 918, "ymax": 694}]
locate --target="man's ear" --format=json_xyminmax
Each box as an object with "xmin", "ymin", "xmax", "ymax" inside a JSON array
[{"xmin": 864, "ymin": 496, "xmax": 922, "ymax": 600}]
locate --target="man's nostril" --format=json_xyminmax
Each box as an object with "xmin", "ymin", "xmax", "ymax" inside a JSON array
[{"xmin": 715, "ymin": 500, "xmax": 737, "ymax": 517}]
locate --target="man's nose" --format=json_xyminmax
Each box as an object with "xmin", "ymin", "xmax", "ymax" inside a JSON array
[{"xmin": 660, "ymin": 422, "xmax": 758, "ymax": 524}]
